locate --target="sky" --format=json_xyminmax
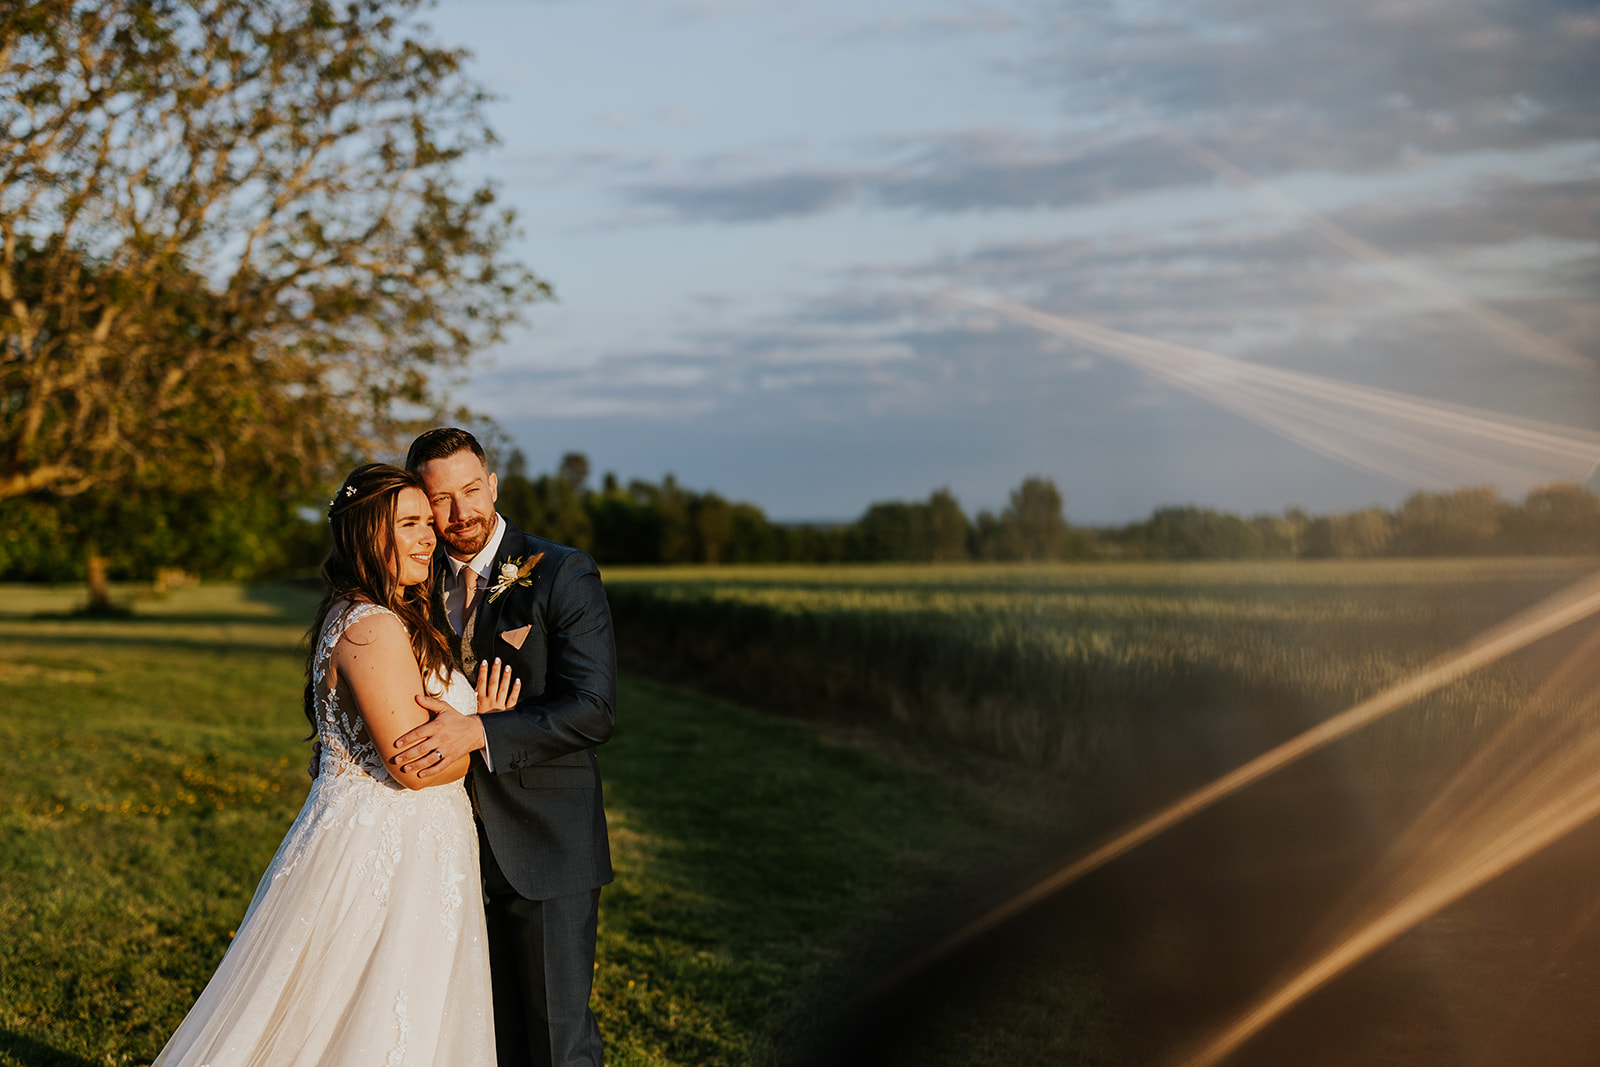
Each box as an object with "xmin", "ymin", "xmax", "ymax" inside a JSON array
[{"xmin": 426, "ymin": 0, "xmax": 1599, "ymax": 523}]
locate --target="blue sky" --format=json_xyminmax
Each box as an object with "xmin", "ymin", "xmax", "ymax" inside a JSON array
[{"xmin": 428, "ymin": 0, "xmax": 1599, "ymax": 523}]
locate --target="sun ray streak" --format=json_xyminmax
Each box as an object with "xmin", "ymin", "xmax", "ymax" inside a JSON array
[
  {"xmin": 1183, "ymin": 776, "xmax": 1600, "ymax": 1067},
  {"xmin": 901, "ymin": 285, "xmax": 1600, "ymax": 1053},
  {"xmin": 1179, "ymin": 620, "xmax": 1600, "ymax": 1065},
  {"xmin": 945, "ymin": 290, "xmax": 1600, "ymax": 489},
  {"xmin": 865, "ymin": 567, "xmax": 1600, "ymax": 999},
  {"xmin": 1183, "ymin": 658, "xmax": 1600, "ymax": 1065},
  {"xmin": 1159, "ymin": 129, "xmax": 1594, "ymax": 374}
]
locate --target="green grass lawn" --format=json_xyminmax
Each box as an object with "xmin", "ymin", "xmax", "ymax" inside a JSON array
[{"xmin": 0, "ymin": 582, "xmax": 1071, "ymax": 1066}]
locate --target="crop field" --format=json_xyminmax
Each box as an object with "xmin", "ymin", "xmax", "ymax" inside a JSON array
[
  {"xmin": 604, "ymin": 558, "xmax": 1600, "ymax": 781},
  {"xmin": 603, "ymin": 557, "xmax": 1600, "ymax": 1064}
]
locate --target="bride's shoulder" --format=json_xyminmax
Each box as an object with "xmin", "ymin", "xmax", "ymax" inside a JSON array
[{"xmin": 326, "ymin": 600, "xmax": 408, "ymax": 654}]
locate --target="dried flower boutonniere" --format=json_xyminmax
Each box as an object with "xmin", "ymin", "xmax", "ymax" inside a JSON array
[{"xmin": 487, "ymin": 552, "xmax": 545, "ymax": 604}]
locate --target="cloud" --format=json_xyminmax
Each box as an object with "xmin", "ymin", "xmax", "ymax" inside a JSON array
[
  {"xmin": 476, "ymin": 356, "xmax": 721, "ymax": 420},
  {"xmin": 510, "ymin": 162, "xmax": 1600, "ymax": 435},
  {"xmin": 619, "ymin": 128, "xmax": 1597, "ymax": 229},
  {"xmin": 872, "ymin": 131, "xmax": 1213, "ymax": 213},
  {"xmin": 905, "ymin": 166, "xmax": 1600, "ymax": 291},
  {"xmin": 481, "ymin": 171, "xmax": 1597, "ymax": 521},
  {"xmin": 619, "ymin": 130, "xmax": 1222, "ymax": 223},
  {"xmin": 1028, "ymin": 0, "xmax": 1600, "ymax": 167},
  {"xmin": 826, "ymin": 7, "xmax": 1019, "ymax": 42},
  {"xmin": 481, "ymin": 302, "xmax": 945, "ymax": 426},
  {"xmin": 488, "ymin": 279, "xmax": 1142, "ymax": 437},
  {"xmin": 681, "ymin": 167, "xmax": 1600, "ymax": 413},
  {"xmin": 1329, "ymin": 175, "xmax": 1600, "ymax": 254},
  {"xmin": 452, "ymin": 0, "xmax": 1599, "ymax": 521},
  {"xmin": 498, "ymin": 148, "xmax": 666, "ymax": 189},
  {"xmin": 612, "ymin": 0, "xmax": 1598, "ymax": 226},
  {"xmin": 628, "ymin": 171, "xmax": 859, "ymax": 222}
]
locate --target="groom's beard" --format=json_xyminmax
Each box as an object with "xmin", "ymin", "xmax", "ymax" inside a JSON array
[{"xmin": 442, "ymin": 517, "xmax": 491, "ymax": 558}]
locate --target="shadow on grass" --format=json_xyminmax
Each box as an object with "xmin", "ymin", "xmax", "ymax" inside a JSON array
[
  {"xmin": 4, "ymin": 582, "xmax": 319, "ymax": 627},
  {"xmin": 25, "ymin": 611, "xmax": 307, "ymax": 627},
  {"xmin": 0, "ymin": 1030, "xmax": 103, "ymax": 1067},
  {"xmin": 598, "ymin": 674, "xmax": 1089, "ymax": 1065},
  {"xmin": 0, "ymin": 630, "xmax": 300, "ymax": 657},
  {"xmin": 67, "ymin": 602, "xmax": 136, "ymax": 619}
]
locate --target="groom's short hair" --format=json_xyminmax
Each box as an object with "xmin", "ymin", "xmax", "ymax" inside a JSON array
[{"xmin": 405, "ymin": 427, "xmax": 487, "ymax": 473}]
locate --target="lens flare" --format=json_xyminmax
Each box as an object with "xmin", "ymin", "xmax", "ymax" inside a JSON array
[
  {"xmin": 947, "ymin": 290, "xmax": 1600, "ymax": 491},
  {"xmin": 1159, "ymin": 129, "xmax": 1594, "ymax": 374},
  {"xmin": 868, "ymin": 567, "xmax": 1600, "ymax": 1001},
  {"xmin": 905, "ymin": 289, "xmax": 1600, "ymax": 1062},
  {"xmin": 1182, "ymin": 624, "xmax": 1600, "ymax": 1067}
]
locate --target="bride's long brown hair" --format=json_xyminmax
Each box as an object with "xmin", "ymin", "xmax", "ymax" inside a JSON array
[{"xmin": 302, "ymin": 463, "xmax": 452, "ymax": 733}]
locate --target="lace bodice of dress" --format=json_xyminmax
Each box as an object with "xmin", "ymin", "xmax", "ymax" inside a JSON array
[{"xmin": 313, "ymin": 602, "xmax": 475, "ymax": 784}]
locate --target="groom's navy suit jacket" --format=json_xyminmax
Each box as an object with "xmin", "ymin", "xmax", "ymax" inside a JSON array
[{"xmin": 431, "ymin": 519, "xmax": 615, "ymax": 901}]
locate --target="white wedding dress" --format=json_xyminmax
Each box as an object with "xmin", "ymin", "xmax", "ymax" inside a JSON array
[{"xmin": 151, "ymin": 602, "xmax": 495, "ymax": 1066}]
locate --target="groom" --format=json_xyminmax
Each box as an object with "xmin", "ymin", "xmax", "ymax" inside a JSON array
[{"xmin": 391, "ymin": 427, "xmax": 616, "ymax": 1067}]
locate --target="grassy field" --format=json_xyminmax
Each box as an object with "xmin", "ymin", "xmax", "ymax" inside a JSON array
[
  {"xmin": 6, "ymin": 559, "xmax": 1600, "ymax": 1065},
  {"xmin": 603, "ymin": 558, "xmax": 1600, "ymax": 775},
  {"xmin": 0, "ymin": 582, "xmax": 1076, "ymax": 1067}
]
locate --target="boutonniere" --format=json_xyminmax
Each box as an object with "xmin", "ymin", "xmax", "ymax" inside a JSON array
[{"xmin": 487, "ymin": 552, "xmax": 545, "ymax": 604}]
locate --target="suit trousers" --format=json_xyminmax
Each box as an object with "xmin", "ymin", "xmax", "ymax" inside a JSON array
[{"xmin": 480, "ymin": 825, "xmax": 604, "ymax": 1067}]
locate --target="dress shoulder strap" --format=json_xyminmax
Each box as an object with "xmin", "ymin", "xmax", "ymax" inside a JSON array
[
  {"xmin": 311, "ymin": 602, "xmax": 408, "ymax": 781},
  {"xmin": 313, "ymin": 602, "xmax": 403, "ymax": 679}
]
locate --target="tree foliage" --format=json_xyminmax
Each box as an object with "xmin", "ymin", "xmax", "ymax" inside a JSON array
[
  {"xmin": 1005, "ymin": 476, "xmax": 1070, "ymax": 560},
  {"xmin": 0, "ymin": 0, "xmax": 544, "ymax": 507},
  {"xmin": 1109, "ymin": 505, "xmax": 1299, "ymax": 560},
  {"xmin": 497, "ymin": 449, "xmax": 593, "ymax": 556},
  {"xmin": 7, "ymin": 448, "xmax": 1597, "ymax": 578},
  {"xmin": 463, "ymin": 463, "xmax": 1600, "ymax": 568}
]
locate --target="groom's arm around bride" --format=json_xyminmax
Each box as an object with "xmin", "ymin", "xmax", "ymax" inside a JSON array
[{"xmin": 393, "ymin": 427, "xmax": 616, "ymax": 1067}]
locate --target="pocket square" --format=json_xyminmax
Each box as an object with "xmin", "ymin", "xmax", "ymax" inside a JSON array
[{"xmin": 499, "ymin": 624, "xmax": 532, "ymax": 650}]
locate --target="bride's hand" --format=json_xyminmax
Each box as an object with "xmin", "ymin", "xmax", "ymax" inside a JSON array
[{"xmin": 476, "ymin": 658, "xmax": 521, "ymax": 714}]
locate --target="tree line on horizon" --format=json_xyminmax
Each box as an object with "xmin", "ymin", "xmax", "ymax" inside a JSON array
[
  {"xmin": 480, "ymin": 452, "xmax": 1600, "ymax": 567},
  {"xmin": 3, "ymin": 448, "xmax": 1596, "ymax": 583},
  {"xmin": 494, "ymin": 452, "xmax": 1094, "ymax": 567}
]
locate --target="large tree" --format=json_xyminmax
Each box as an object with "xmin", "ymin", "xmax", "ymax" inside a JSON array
[
  {"xmin": 1006, "ymin": 476, "xmax": 1070, "ymax": 561},
  {"xmin": 1, "ymin": 0, "xmax": 543, "ymax": 598}
]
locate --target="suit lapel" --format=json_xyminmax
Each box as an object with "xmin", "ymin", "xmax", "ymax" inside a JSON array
[{"xmin": 477, "ymin": 525, "xmax": 523, "ymax": 646}]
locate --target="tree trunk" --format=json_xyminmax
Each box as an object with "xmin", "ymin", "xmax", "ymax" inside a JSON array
[{"xmin": 85, "ymin": 546, "xmax": 111, "ymax": 614}]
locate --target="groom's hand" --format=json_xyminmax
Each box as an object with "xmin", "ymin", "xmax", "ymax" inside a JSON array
[{"xmin": 391, "ymin": 697, "xmax": 488, "ymax": 777}]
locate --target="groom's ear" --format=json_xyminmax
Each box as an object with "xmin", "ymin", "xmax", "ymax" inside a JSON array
[{"xmin": 488, "ymin": 471, "xmax": 498, "ymax": 503}]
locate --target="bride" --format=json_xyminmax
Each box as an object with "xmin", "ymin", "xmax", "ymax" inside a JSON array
[{"xmin": 151, "ymin": 463, "xmax": 518, "ymax": 1066}]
